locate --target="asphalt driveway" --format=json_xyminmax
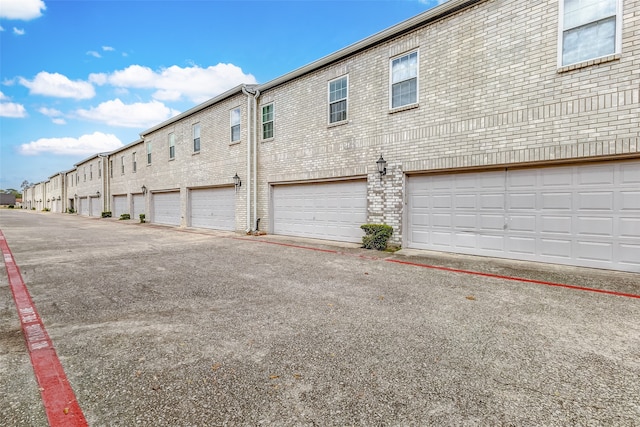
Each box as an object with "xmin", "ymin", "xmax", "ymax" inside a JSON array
[{"xmin": 1, "ymin": 209, "xmax": 639, "ymax": 426}]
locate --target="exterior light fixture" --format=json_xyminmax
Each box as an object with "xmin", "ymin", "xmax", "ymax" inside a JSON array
[
  {"xmin": 141, "ymin": 185, "xmax": 147, "ymax": 195},
  {"xmin": 376, "ymin": 155, "xmax": 387, "ymax": 176},
  {"xmin": 96, "ymin": 191, "xmax": 101, "ymax": 197},
  {"xmin": 74, "ymin": 194, "xmax": 77, "ymax": 199},
  {"xmin": 233, "ymin": 173, "xmax": 242, "ymax": 188}
]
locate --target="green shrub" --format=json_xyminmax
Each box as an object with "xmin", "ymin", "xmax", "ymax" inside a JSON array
[
  {"xmin": 42, "ymin": 208, "xmax": 50, "ymax": 212},
  {"xmin": 8, "ymin": 205, "xmax": 14, "ymax": 209},
  {"xmin": 360, "ymin": 224, "xmax": 393, "ymax": 251},
  {"xmin": 101, "ymin": 211, "xmax": 112, "ymax": 218},
  {"xmin": 139, "ymin": 213, "xmax": 146, "ymax": 223},
  {"xmin": 67, "ymin": 208, "xmax": 75, "ymax": 214},
  {"xmin": 119, "ymin": 213, "xmax": 131, "ymax": 220},
  {"xmin": 31, "ymin": 207, "xmax": 36, "ymax": 210}
]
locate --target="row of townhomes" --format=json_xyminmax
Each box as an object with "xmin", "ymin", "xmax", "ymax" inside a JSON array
[{"xmin": 23, "ymin": 0, "xmax": 640, "ymax": 273}]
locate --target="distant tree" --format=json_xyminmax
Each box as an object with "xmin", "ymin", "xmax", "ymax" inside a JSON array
[
  {"xmin": 20, "ymin": 180, "xmax": 31, "ymax": 190},
  {"xmin": 0, "ymin": 189, "xmax": 21, "ymax": 198}
]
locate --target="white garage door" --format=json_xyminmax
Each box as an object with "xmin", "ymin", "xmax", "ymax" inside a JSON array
[
  {"xmin": 407, "ymin": 161, "xmax": 640, "ymax": 272},
  {"xmin": 190, "ymin": 187, "xmax": 235, "ymax": 231},
  {"xmin": 152, "ymin": 191, "xmax": 181, "ymax": 226},
  {"xmin": 78, "ymin": 197, "xmax": 89, "ymax": 216},
  {"xmin": 90, "ymin": 197, "xmax": 101, "ymax": 217},
  {"xmin": 113, "ymin": 195, "xmax": 128, "ymax": 217},
  {"xmin": 132, "ymin": 194, "xmax": 145, "ymax": 220},
  {"xmin": 273, "ymin": 180, "xmax": 367, "ymax": 243}
]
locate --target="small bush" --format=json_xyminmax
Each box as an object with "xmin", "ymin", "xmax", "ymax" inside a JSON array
[
  {"xmin": 139, "ymin": 213, "xmax": 146, "ymax": 223},
  {"xmin": 101, "ymin": 211, "xmax": 112, "ymax": 218},
  {"xmin": 31, "ymin": 207, "xmax": 36, "ymax": 210},
  {"xmin": 119, "ymin": 213, "xmax": 131, "ymax": 220},
  {"xmin": 361, "ymin": 224, "xmax": 393, "ymax": 251},
  {"xmin": 8, "ymin": 205, "xmax": 14, "ymax": 209},
  {"xmin": 67, "ymin": 208, "xmax": 75, "ymax": 214},
  {"xmin": 42, "ymin": 208, "xmax": 50, "ymax": 212}
]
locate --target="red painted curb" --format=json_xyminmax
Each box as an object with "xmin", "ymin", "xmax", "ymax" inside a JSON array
[{"xmin": 0, "ymin": 231, "xmax": 88, "ymax": 427}]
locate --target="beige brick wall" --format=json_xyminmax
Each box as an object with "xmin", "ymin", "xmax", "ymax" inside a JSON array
[
  {"xmin": 139, "ymin": 92, "xmax": 249, "ymax": 228},
  {"xmin": 74, "ymin": 156, "xmax": 108, "ymax": 214},
  {"xmin": 256, "ymin": 0, "xmax": 640, "ymax": 243}
]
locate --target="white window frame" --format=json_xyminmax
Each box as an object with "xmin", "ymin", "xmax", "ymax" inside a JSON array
[
  {"xmin": 132, "ymin": 152, "xmax": 137, "ymax": 173},
  {"xmin": 193, "ymin": 123, "xmax": 200, "ymax": 153},
  {"xmin": 168, "ymin": 133, "xmax": 175, "ymax": 160},
  {"xmin": 261, "ymin": 103, "xmax": 274, "ymax": 140},
  {"xmin": 230, "ymin": 108, "xmax": 241, "ymax": 143},
  {"xmin": 558, "ymin": 0, "xmax": 622, "ymax": 67},
  {"xmin": 389, "ymin": 50, "xmax": 419, "ymax": 110},
  {"xmin": 146, "ymin": 142, "xmax": 152, "ymax": 165},
  {"xmin": 121, "ymin": 156, "xmax": 125, "ymax": 175},
  {"xmin": 328, "ymin": 75, "xmax": 348, "ymax": 124}
]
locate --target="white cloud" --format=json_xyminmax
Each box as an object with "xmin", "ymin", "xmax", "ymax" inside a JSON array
[
  {"xmin": 52, "ymin": 118, "xmax": 66, "ymax": 125},
  {"xmin": 0, "ymin": 101, "xmax": 27, "ymax": 117},
  {"xmin": 19, "ymin": 72, "xmax": 95, "ymax": 99},
  {"xmin": 19, "ymin": 132, "xmax": 123, "ymax": 156},
  {"xmin": 0, "ymin": 0, "xmax": 46, "ymax": 20},
  {"xmin": 0, "ymin": 91, "xmax": 8, "ymax": 100},
  {"xmin": 75, "ymin": 98, "xmax": 180, "ymax": 128},
  {"xmin": 90, "ymin": 63, "xmax": 257, "ymax": 104},
  {"xmin": 13, "ymin": 27, "xmax": 25, "ymax": 35},
  {"xmin": 102, "ymin": 46, "xmax": 115, "ymax": 51},
  {"xmin": 38, "ymin": 107, "xmax": 63, "ymax": 117},
  {"xmin": 0, "ymin": 25, "xmax": 4, "ymax": 31},
  {"xmin": 87, "ymin": 50, "xmax": 101, "ymax": 58}
]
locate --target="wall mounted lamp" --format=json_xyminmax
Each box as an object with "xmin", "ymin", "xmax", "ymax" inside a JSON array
[
  {"xmin": 74, "ymin": 193, "xmax": 77, "ymax": 199},
  {"xmin": 141, "ymin": 185, "xmax": 147, "ymax": 195},
  {"xmin": 233, "ymin": 173, "xmax": 242, "ymax": 188},
  {"xmin": 96, "ymin": 190, "xmax": 101, "ymax": 197},
  {"xmin": 376, "ymin": 155, "xmax": 387, "ymax": 177}
]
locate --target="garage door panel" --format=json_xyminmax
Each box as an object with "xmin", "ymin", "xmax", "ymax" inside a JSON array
[
  {"xmin": 273, "ymin": 180, "xmax": 366, "ymax": 243},
  {"xmin": 113, "ymin": 195, "xmax": 128, "ymax": 217},
  {"xmin": 190, "ymin": 187, "xmax": 235, "ymax": 231},
  {"xmin": 407, "ymin": 161, "xmax": 639, "ymax": 272},
  {"xmin": 132, "ymin": 194, "xmax": 145, "ymax": 219},
  {"xmin": 619, "ymin": 218, "xmax": 640, "ymax": 238},
  {"xmin": 153, "ymin": 192, "xmax": 180, "ymax": 226}
]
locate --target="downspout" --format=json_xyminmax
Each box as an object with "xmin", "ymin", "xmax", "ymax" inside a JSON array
[
  {"xmin": 252, "ymin": 89, "xmax": 260, "ymax": 232},
  {"xmin": 241, "ymin": 85, "xmax": 252, "ymax": 232}
]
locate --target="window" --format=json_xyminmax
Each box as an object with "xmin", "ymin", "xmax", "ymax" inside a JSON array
[
  {"xmin": 89, "ymin": 164, "xmax": 93, "ymax": 180},
  {"xmin": 98, "ymin": 162, "xmax": 101, "ymax": 178},
  {"xmin": 328, "ymin": 76, "xmax": 348, "ymax": 124},
  {"xmin": 83, "ymin": 167, "xmax": 87, "ymax": 182},
  {"xmin": 560, "ymin": 0, "xmax": 620, "ymax": 66},
  {"xmin": 230, "ymin": 108, "xmax": 240, "ymax": 142},
  {"xmin": 169, "ymin": 133, "xmax": 175, "ymax": 159},
  {"xmin": 193, "ymin": 123, "xmax": 200, "ymax": 152},
  {"xmin": 146, "ymin": 142, "xmax": 152, "ymax": 164},
  {"xmin": 132, "ymin": 152, "xmax": 137, "ymax": 173},
  {"xmin": 109, "ymin": 160, "xmax": 113, "ymax": 178},
  {"xmin": 262, "ymin": 104, "xmax": 274, "ymax": 139},
  {"xmin": 121, "ymin": 156, "xmax": 125, "ymax": 174},
  {"xmin": 390, "ymin": 51, "xmax": 418, "ymax": 109}
]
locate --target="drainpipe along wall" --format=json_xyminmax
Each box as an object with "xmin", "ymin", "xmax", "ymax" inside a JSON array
[
  {"xmin": 241, "ymin": 86, "xmax": 252, "ymax": 232},
  {"xmin": 252, "ymin": 89, "xmax": 260, "ymax": 231}
]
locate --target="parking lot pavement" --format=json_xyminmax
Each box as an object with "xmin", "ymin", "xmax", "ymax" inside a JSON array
[{"xmin": 1, "ymin": 209, "xmax": 639, "ymax": 426}]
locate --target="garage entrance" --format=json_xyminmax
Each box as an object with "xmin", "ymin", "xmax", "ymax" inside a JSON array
[
  {"xmin": 272, "ymin": 179, "xmax": 367, "ymax": 243},
  {"xmin": 189, "ymin": 187, "xmax": 235, "ymax": 231},
  {"xmin": 152, "ymin": 191, "xmax": 181, "ymax": 226},
  {"xmin": 406, "ymin": 161, "xmax": 640, "ymax": 272}
]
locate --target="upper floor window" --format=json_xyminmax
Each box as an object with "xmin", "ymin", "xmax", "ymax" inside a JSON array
[
  {"xmin": 98, "ymin": 162, "xmax": 101, "ymax": 178},
  {"xmin": 132, "ymin": 152, "xmax": 137, "ymax": 173},
  {"xmin": 109, "ymin": 160, "xmax": 113, "ymax": 178},
  {"xmin": 146, "ymin": 142, "xmax": 152, "ymax": 164},
  {"xmin": 193, "ymin": 123, "xmax": 201, "ymax": 152},
  {"xmin": 560, "ymin": 0, "xmax": 621, "ymax": 66},
  {"xmin": 329, "ymin": 76, "xmax": 348, "ymax": 124},
  {"xmin": 230, "ymin": 108, "xmax": 241, "ymax": 142},
  {"xmin": 121, "ymin": 156, "xmax": 125, "ymax": 174},
  {"xmin": 390, "ymin": 51, "xmax": 418, "ymax": 109},
  {"xmin": 89, "ymin": 164, "xmax": 93, "ymax": 180},
  {"xmin": 168, "ymin": 133, "xmax": 175, "ymax": 159},
  {"xmin": 83, "ymin": 167, "xmax": 87, "ymax": 182},
  {"xmin": 262, "ymin": 104, "xmax": 274, "ymax": 139}
]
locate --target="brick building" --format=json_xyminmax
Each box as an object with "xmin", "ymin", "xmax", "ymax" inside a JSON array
[{"xmin": 23, "ymin": 0, "xmax": 640, "ymax": 272}]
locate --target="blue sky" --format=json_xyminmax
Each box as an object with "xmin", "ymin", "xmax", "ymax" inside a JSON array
[{"xmin": 0, "ymin": 0, "xmax": 443, "ymax": 191}]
